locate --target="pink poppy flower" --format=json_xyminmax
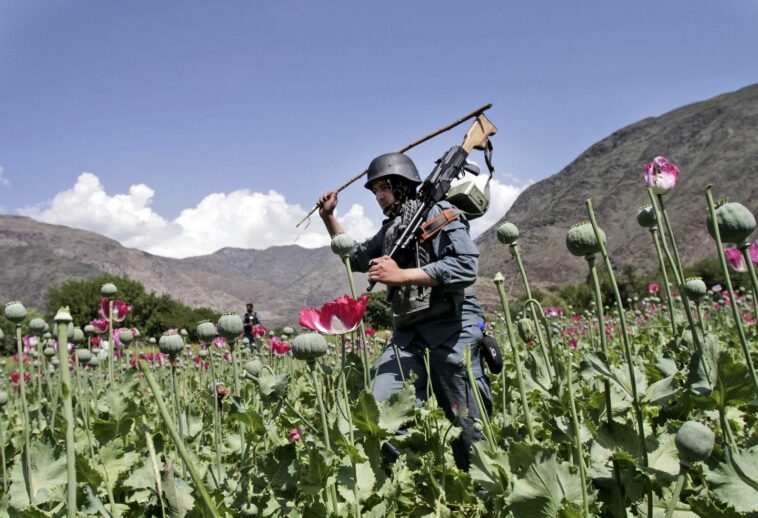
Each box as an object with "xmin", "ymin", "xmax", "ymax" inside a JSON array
[
  {"xmin": 544, "ymin": 307, "xmax": 564, "ymax": 317},
  {"xmin": 568, "ymin": 338, "xmax": 579, "ymax": 349},
  {"xmin": 572, "ymin": 314, "xmax": 582, "ymax": 323},
  {"xmin": 289, "ymin": 428, "xmax": 301, "ymax": 441},
  {"xmin": 269, "ymin": 336, "xmax": 292, "ymax": 356},
  {"xmin": 648, "ymin": 283, "xmax": 661, "ymax": 294},
  {"xmin": 22, "ymin": 336, "xmax": 39, "ymax": 348},
  {"xmin": 742, "ymin": 312, "xmax": 757, "ymax": 326},
  {"xmin": 90, "ymin": 319, "xmax": 109, "ymax": 334},
  {"xmin": 299, "ymin": 295, "xmax": 369, "ymax": 335},
  {"xmin": 91, "ymin": 336, "xmax": 101, "ymax": 347},
  {"xmin": 99, "ymin": 298, "xmax": 132, "ymax": 323},
  {"xmin": 712, "ymin": 284, "xmax": 722, "ymax": 293},
  {"xmin": 213, "ymin": 336, "xmax": 227, "ymax": 348},
  {"xmin": 252, "ymin": 325, "xmax": 266, "ymax": 338},
  {"xmin": 643, "ymin": 156, "xmax": 680, "ymax": 195},
  {"xmin": 750, "ymin": 242, "xmax": 758, "ymax": 264},
  {"xmin": 724, "ymin": 247, "xmax": 747, "ymax": 272}
]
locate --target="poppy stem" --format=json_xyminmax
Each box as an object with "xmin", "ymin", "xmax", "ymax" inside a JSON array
[
  {"xmin": 138, "ymin": 360, "xmax": 222, "ymax": 518},
  {"xmin": 493, "ymin": 274, "xmax": 535, "ymax": 442},
  {"xmin": 648, "ymin": 227, "xmax": 678, "ymax": 336},
  {"xmin": 15, "ymin": 324, "xmax": 34, "ymax": 504},
  {"xmin": 55, "ymin": 321, "xmax": 77, "ymax": 518},
  {"xmin": 740, "ymin": 244, "xmax": 758, "ymax": 321},
  {"xmin": 705, "ymin": 186, "xmax": 758, "ymax": 397}
]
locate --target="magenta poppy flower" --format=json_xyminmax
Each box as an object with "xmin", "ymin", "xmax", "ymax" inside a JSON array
[
  {"xmin": 365, "ymin": 327, "xmax": 377, "ymax": 337},
  {"xmin": 299, "ymin": 295, "xmax": 369, "ymax": 335},
  {"xmin": 648, "ymin": 283, "xmax": 661, "ymax": 294},
  {"xmin": 724, "ymin": 247, "xmax": 747, "ymax": 272},
  {"xmin": 568, "ymin": 338, "xmax": 579, "ymax": 349},
  {"xmin": 643, "ymin": 156, "xmax": 680, "ymax": 195},
  {"xmin": 99, "ymin": 298, "xmax": 132, "ymax": 322},
  {"xmin": 90, "ymin": 318, "xmax": 109, "ymax": 334},
  {"xmin": 544, "ymin": 307, "xmax": 564, "ymax": 317},
  {"xmin": 91, "ymin": 336, "xmax": 101, "ymax": 348},
  {"xmin": 213, "ymin": 336, "xmax": 227, "ymax": 348},
  {"xmin": 269, "ymin": 337, "xmax": 292, "ymax": 356},
  {"xmin": 252, "ymin": 325, "xmax": 266, "ymax": 338},
  {"xmin": 289, "ymin": 428, "xmax": 301, "ymax": 441}
]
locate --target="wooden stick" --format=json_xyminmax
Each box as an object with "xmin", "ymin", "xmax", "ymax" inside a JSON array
[{"xmin": 295, "ymin": 103, "xmax": 493, "ymax": 228}]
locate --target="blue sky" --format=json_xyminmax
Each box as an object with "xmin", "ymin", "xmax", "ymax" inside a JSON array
[{"xmin": 1, "ymin": 1, "xmax": 756, "ymax": 257}]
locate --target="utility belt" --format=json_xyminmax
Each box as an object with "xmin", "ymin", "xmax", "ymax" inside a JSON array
[{"xmin": 391, "ymin": 285, "xmax": 456, "ymax": 328}]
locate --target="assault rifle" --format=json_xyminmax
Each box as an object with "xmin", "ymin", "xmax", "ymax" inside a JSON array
[{"xmin": 366, "ymin": 114, "xmax": 497, "ymax": 294}]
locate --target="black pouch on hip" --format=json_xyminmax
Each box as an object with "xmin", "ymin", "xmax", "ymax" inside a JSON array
[{"xmin": 481, "ymin": 334, "xmax": 503, "ymax": 374}]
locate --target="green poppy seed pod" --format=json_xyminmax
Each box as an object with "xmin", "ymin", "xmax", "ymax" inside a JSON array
[
  {"xmin": 517, "ymin": 318, "xmax": 535, "ymax": 342},
  {"xmin": 180, "ymin": 329, "xmax": 188, "ymax": 337},
  {"xmin": 496, "ymin": 222, "xmax": 519, "ymax": 245},
  {"xmin": 292, "ymin": 333, "xmax": 328, "ymax": 362},
  {"xmin": 566, "ymin": 222, "xmax": 606, "ymax": 257},
  {"xmin": 268, "ymin": 330, "xmax": 275, "ymax": 337},
  {"xmin": 196, "ymin": 321, "xmax": 217, "ymax": 343},
  {"xmin": 83, "ymin": 324, "xmax": 96, "ymax": 335},
  {"xmin": 330, "ymin": 233, "xmax": 356, "ymax": 258},
  {"xmin": 684, "ymin": 277, "xmax": 707, "ymax": 301},
  {"xmin": 198, "ymin": 349, "xmax": 208, "ymax": 358},
  {"xmin": 76, "ymin": 349, "xmax": 92, "ymax": 364},
  {"xmin": 0, "ymin": 391, "xmax": 8, "ymax": 407},
  {"xmin": 706, "ymin": 201, "xmax": 756, "ymax": 245},
  {"xmin": 244, "ymin": 359, "xmax": 263, "ymax": 378},
  {"xmin": 66, "ymin": 322, "xmax": 75, "ymax": 341},
  {"xmin": 493, "ymin": 272, "xmax": 505, "ymax": 284},
  {"xmin": 636, "ymin": 206, "xmax": 657, "ymax": 229},
  {"xmin": 43, "ymin": 332, "xmax": 51, "ymax": 340},
  {"xmin": 29, "ymin": 318, "xmax": 47, "ymax": 334},
  {"xmin": 4, "ymin": 301, "xmax": 27, "ymax": 323},
  {"xmin": 158, "ymin": 333, "xmax": 185, "ymax": 356},
  {"xmin": 87, "ymin": 356, "xmax": 100, "ymax": 367},
  {"xmin": 72, "ymin": 327, "xmax": 85, "ymax": 344},
  {"xmin": 282, "ymin": 326, "xmax": 294, "ymax": 336},
  {"xmin": 43, "ymin": 347, "xmax": 56, "ymax": 358},
  {"xmin": 217, "ymin": 313, "xmax": 244, "ymax": 341},
  {"xmin": 119, "ymin": 329, "xmax": 134, "ymax": 345},
  {"xmin": 100, "ymin": 283, "xmax": 117, "ymax": 298},
  {"xmin": 675, "ymin": 420, "xmax": 715, "ymax": 467},
  {"xmin": 148, "ymin": 337, "xmax": 157, "ymax": 344},
  {"xmin": 53, "ymin": 306, "xmax": 72, "ymax": 323},
  {"xmin": 51, "ymin": 358, "xmax": 60, "ymax": 367}
]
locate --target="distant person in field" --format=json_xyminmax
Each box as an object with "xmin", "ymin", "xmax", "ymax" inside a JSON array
[
  {"xmin": 243, "ymin": 302, "xmax": 261, "ymax": 351},
  {"xmin": 316, "ymin": 152, "xmax": 491, "ymax": 471}
]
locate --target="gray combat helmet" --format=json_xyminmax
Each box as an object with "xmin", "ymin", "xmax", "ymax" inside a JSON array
[{"xmin": 364, "ymin": 153, "xmax": 422, "ymax": 190}]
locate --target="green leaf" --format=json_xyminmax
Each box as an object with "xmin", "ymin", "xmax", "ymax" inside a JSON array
[
  {"xmin": 94, "ymin": 440, "xmax": 140, "ymax": 486},
  {"xmin": 643, "ymin": 374, "xmax": 677, "ymax": 405},
  {"xmin": 378, "ymin": 384, "xmax": 416, "ymax": 434},
  {"xmin": 337, "ymin": 460, "xmax": 376, "ymax": 504},
  {"xmin": 506, "ymin": 450, "xmax": 587, "ymax": 518},
  {"xmin": 124, "ymin": 458, "xmax": 159, "ymax": 491},
  {"xmin": 162, "ymin": 463, "xmax": 195, "ymax": 518},
  {"xmin": 704, "ymin": 447, "xmax": 758, "ymax": 513},
  {"xmin": 524, "ymin": 349, "xmax": 552, "ymax": 393},
  {"xmin": 228, "ymin": 409, "xmax": 266, "ymax": 437},
  {"xmin": 8, "ymin": 440, "xmax": 67, "ymax": 509},
  {"xmin": 352, "ymin": 390, "xmax": 385, "ymax": 438},
  {"xmin": 641, "ymin": 433, "xmax": 680, "ymax": 487},
  {"xmin": 470, "ymin": 441, "xmax": 510, "ymax": 493}
]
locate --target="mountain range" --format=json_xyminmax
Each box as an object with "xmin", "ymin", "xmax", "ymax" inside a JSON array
[{"xmin": 1, "ymin": 84, "xmax": 756, "ymax": 326}]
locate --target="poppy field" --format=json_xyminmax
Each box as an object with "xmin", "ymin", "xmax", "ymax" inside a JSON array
[{"xmin": 0, "ymin": 156, "xmax": 758, "ymax": 517}]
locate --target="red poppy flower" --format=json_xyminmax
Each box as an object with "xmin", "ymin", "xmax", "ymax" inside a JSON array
[
  {"xmin": 299, "ymin": 295, "xmax": 368, "ymax": 335},
  {"xmin": 648, "ymin": 283, "xmax": 661, "ymax": 294},
  {"xmin": 10, "ymin": 372, "xmax": 31, "ymax": 384},
  {"xmin": 91, "ymin": 336, "xmax": 102, "ymax": 347},
  {"xmin": 365, "ymin": 327, "xmax": 377, "ymax": 337},
  {"xmin": 252, "ymin": 325, "xmax": 266, "ymax": 338},
  {"xmin": 269, "ymin": 337, "xmax": 292, "ymax": 356}
]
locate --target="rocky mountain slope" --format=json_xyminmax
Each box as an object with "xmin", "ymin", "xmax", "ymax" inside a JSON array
[
  {"xmin": 0, "ymin": 216, "xmax": 363, "ymax": 326},
  {"xmin": 477, "ymin": 83, "xmax": 758, "ymax": 290}
]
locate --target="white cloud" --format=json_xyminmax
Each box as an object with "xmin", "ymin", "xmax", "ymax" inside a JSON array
[
  {"xmin": 0, "ymin": 166, "xmax": 9, "ymax": 187},
  {"xmin": 467, "ymin": 177, "xmax": 525, "ymax": 237},
  {"xmin": 19, "ymin": 172, "xmax": 379, "ymax": 258}
]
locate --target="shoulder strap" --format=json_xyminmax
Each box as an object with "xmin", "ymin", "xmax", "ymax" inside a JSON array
[{"xmin": 420, "ymin": 208, "xmax": 463, "ymax": 243}]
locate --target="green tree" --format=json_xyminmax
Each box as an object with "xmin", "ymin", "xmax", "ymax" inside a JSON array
[{"xmin": 362, "ymin": 290, "xmax": 391, "ymax": 330}]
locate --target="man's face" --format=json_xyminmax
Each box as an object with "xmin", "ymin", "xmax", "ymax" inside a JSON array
[
  {"xmin": 369, "ymin": 179, "xmax": 396, "ymax": 215},
  {"xmin": 246, "ymin": 305, "xmax": 253, "ymax": 313}
]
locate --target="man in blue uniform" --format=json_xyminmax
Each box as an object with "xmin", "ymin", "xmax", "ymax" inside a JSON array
[{"xmin": 316, "ymin": 152, "xmax": 491, "ymax": 470}]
